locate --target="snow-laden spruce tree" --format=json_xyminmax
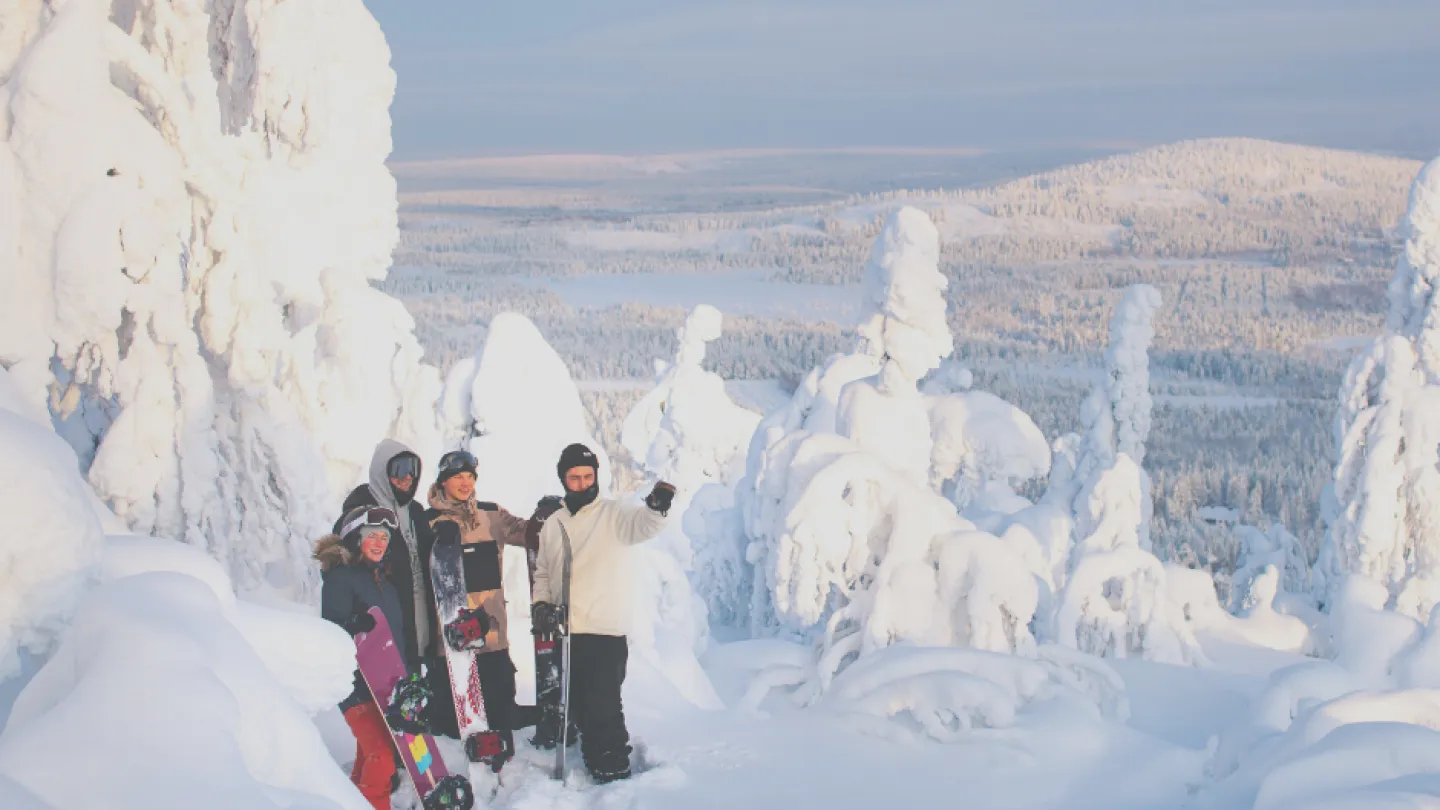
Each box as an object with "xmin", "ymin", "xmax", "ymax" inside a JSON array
[
  {"xmin": 741, "ymin": 208, "xmax": 1042, "ymax": 683},
  {"xmin": 1230, "ymin": 522, "xmax": 1309, "ymax": 614},
  {"xmin": 620, "ymin": 305, "xmax": 761, "ymax": 632},
  {"xmin": 0, "ymin": 0, "xmax": 439, "ymax": 599},
  {"xmin": 1316, "ymin": 155, "xmax": 1440, "ymax": 619},
  {"xmin": 1046, "ymin": 285, "xmax": 1203, "ymax": 664},
  {"xmin": 441, "ymin": 313, "xmax": 612, "ymax": 511}
]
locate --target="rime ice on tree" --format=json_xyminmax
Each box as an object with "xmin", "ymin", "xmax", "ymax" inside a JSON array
[
  {"xmin": 740, "ymin": 207, "xmax": 1042, "ymax": 688},
  {"xmin": 0, "ymin": 0, "xmax": 440, "ymax": 599},
  {"xmin": 1046, "ymin": 285, "xmax": 1204, "ymax": 664},
  {"xmin": 1317, "ymin": 155, "xmax": 1440, "ymax": 619},
  {"xmin": 621, "ymin": 305, "xmax": 761, "ymax": 633}
]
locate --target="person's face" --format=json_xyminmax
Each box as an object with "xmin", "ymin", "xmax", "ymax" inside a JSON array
[
  {"xmin": 387, "ymin": 455, "xmax": 419, "ymax": 495},
  {"xmin": 360, "ymin": 529, "xmax": 389, "ymax": 562},
  {"xmin": 443, "ymin": 471, "xmax": 476, "ymax": 501},
  {"xmin": 564, "ymin": 467, "xmax": 596, "ymax": 493}
]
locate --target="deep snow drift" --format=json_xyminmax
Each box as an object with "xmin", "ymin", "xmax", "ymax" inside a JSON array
[{"xmin": 0, "ymin": 374, "xmax": 359, "ymax": 809}]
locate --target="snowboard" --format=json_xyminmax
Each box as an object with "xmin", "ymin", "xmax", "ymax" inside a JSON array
[
  {"xmin": 353, "ymin": 606, "xmax": 472, "ymax": 810},
  {"xmin": 527, "ymin": 530, "xmax": 571, "ymax": 752},
  {"xmin": 430, "ymin": 533, "xmax": 508, "ymax": 772}
]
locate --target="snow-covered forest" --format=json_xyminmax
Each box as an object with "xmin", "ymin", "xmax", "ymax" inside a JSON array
[
  {"xmin": 5, "ymin": 2, "xmax": 1440, "ymax": 810},
  {"xmin": 383, "ymin": 140, "xmax": 1415, "ymax": 588}
]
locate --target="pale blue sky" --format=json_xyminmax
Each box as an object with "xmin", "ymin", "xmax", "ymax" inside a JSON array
[{"xmin": 364, "ymin": 0, "xmax": 1440, "ymax": 160}]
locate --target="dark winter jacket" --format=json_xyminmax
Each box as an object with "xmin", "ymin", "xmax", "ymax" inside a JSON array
[
  {"xmin": 316, "ymin": 534, "xmax": 409, "ymax": 712},
  {"xmin": 335, "ymin": 440, "xmax": 437, "ymax": 664}
]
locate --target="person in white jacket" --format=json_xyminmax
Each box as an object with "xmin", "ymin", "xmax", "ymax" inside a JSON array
[{"xmin": 531, "ymin": 443, "xmax": 674, "ymax": 783}]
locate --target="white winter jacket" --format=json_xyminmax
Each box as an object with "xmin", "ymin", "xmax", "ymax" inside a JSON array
[{"xmin": 532, "ymin": 497, "xmax": 667, "ymax": 637}]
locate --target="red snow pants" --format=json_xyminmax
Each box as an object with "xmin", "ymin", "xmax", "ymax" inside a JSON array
[{"xmin": 344, "ymin": 702, "xmax": 396, "ymax": 810}]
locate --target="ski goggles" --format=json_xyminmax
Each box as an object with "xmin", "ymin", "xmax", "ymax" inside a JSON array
[
  {"xmin": 341, "ymin": 506, "xmax": 399, "ymax": 540},
  {"xmin": 385, "ymin": 454, "xmax": 420, "ymax": 480},
  {"xmin": 437, "ymin": 450, "xmax": 478, "ymax": 476}
]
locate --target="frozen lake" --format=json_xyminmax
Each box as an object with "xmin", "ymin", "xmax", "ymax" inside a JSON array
[{"xmin": 512, "ymin": 270, "xmax": 863, "ymax": 325}]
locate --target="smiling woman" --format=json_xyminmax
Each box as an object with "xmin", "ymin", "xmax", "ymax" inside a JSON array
[{"xmin": 365, "ymin": 0, "xmax": 1440, "ymax": 158}]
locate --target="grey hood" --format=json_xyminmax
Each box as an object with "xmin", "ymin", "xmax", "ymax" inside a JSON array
[{"xmin": 368, "ymin": 438, "xmax": 420, "ymax": 512}]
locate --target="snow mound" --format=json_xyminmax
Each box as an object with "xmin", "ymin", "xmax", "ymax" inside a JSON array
[
  {"xmin": 818, "ymin": 644, "xmax": 1127, "ymax": 744},
  {"xmin": 0, "ymin": 367, "xmax": 47, "ymax": 427},
  {"xmin": 100, "ymin": 534, "xmax": 236, "ymax": 610},
  {"xmin": 0, "ymin": 409, "xmax": 102, "ymax": 680},
  {"xmin": 98, "ymin": 534, "xmax": 354, "ymax": 713},
  {"xmin": 0, "ymin": 571, "xmax": 364, "ymax": 810}
]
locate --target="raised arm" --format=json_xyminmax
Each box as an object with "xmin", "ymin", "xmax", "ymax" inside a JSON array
[{"xmin": 614, "ymin": 481, "xmax": 676, "ymax": 546}]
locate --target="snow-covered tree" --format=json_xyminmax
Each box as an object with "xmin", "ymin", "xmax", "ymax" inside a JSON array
[
  {"xmin": 441, "ymin": 312, "xmax": 612, "ymax": 511},
  {"xmin": 0, "ymin": 0, "xmax": 439, "ymax": 599},
  {"xmin": 1044, "ymin": 286, "xmax": 1202, "ymax": 664},
  {"xmin": 836, "ymin": 207, "xmax": 953, "ymax": 481},
  {"xmin": 928, "ymin": 390, "xmax": 1050, "ymax": 526},
  {"xmin": 620, "ymin": 305, "xmax": 761, "ymax": 634},
  {"xmin": 1316, "ymin": 155, "xmax": 1440, "ymax": 618},
  {"xmin": 1230, "ymin": 522, "xmax": 1309, "ymax": 613},
  {"xmin": 622, "ymin": 305, "xmax": 759, "ymax": 494},
  {"xmin": 740, "ymin": 208, "xmax": 1041, "ymax": 687}
]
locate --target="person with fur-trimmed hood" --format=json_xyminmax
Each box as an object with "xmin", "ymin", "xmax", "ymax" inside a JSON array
[
  {"xmin": 316, "ymin": 505, "xmax": 409, "ymax": 810},
  {"xmin": 422, "ymin": 449, "xmax": 560, "ymax": 754},
  {"xmin": 337, "ymin": 439, "xmax": 435, "ymax": 669},
  {"xmin": 531, "ymin": 443, "xmax": 675, "ymax": 784}
]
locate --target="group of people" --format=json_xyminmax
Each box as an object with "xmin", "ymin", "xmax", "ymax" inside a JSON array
[{"xmin": 317, "ymin": 439, "xmax": 675, "ymax": 809}]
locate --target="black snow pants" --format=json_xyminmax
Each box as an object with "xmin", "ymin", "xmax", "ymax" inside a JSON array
[{"xmin": 569, "ymin": 633, "xmax": 632, "ymax": 781}]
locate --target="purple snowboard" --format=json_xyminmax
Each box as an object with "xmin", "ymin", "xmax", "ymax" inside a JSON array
[{"xmin": 354, "ymin": 607, "xmax": 471, "ymax": 808}]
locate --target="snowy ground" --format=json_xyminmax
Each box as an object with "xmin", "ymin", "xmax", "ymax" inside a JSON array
[{"xmin": 313, "ymin": 632, "xmax": 1302, "ymax": 810}]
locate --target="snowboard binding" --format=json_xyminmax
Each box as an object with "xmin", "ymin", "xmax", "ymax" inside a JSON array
[
  {"xmin": 464, "ymin": 730, "xmax": 514, "ymax": 771},
  {"xmin": 385, "ymin": 673, "xmax": 433, "ymax": 735},
  {"xmin": 422, "ymin": 774, "xmax": 474, "ymax": 810},
  {"xmin": 443, "ymin": 606, "xmax": 491, "ymax": 652},
  {"xmin": 532, "ymin": 602, "xmax": 567, "ymax": 641}
]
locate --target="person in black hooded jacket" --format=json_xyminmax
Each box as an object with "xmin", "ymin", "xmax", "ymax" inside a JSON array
[{"xmin": 336, "ymin": 439, "xmax": 436, "ymax": 669}]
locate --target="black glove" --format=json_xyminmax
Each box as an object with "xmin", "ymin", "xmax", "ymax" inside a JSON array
[
  {"xmin": 343, "ymin": 610, "xmax": 376, "ymax": 636},
  {"xmin": 532, "ymin": 602, "xmax": 554, "ymax": 635},
  {"xmin": 531, "ymin": 495, "xmax": 563, "ymax": 522},
  {"xmin": 645, "ymin": 481, "xmax": 676, "ymax": 515}
]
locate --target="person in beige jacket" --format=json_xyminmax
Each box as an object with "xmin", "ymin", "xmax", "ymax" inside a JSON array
[
  {"xmin": 531, "ymin": 443, "xmax": 674, "ymax": 784},
  {"xmin": 424, "ymin": 449, "xmax": 555, "ymax": 755}
]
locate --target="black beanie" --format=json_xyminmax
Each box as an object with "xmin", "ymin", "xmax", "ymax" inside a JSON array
[{"xmin": 556, "ymin": 443, "xmax": 600, "ymax": 481}]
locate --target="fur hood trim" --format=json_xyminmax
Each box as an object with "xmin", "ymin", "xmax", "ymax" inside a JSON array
[{"xmin": 313, "ymin": 534, "xmax": 355, "ymax": 573}]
